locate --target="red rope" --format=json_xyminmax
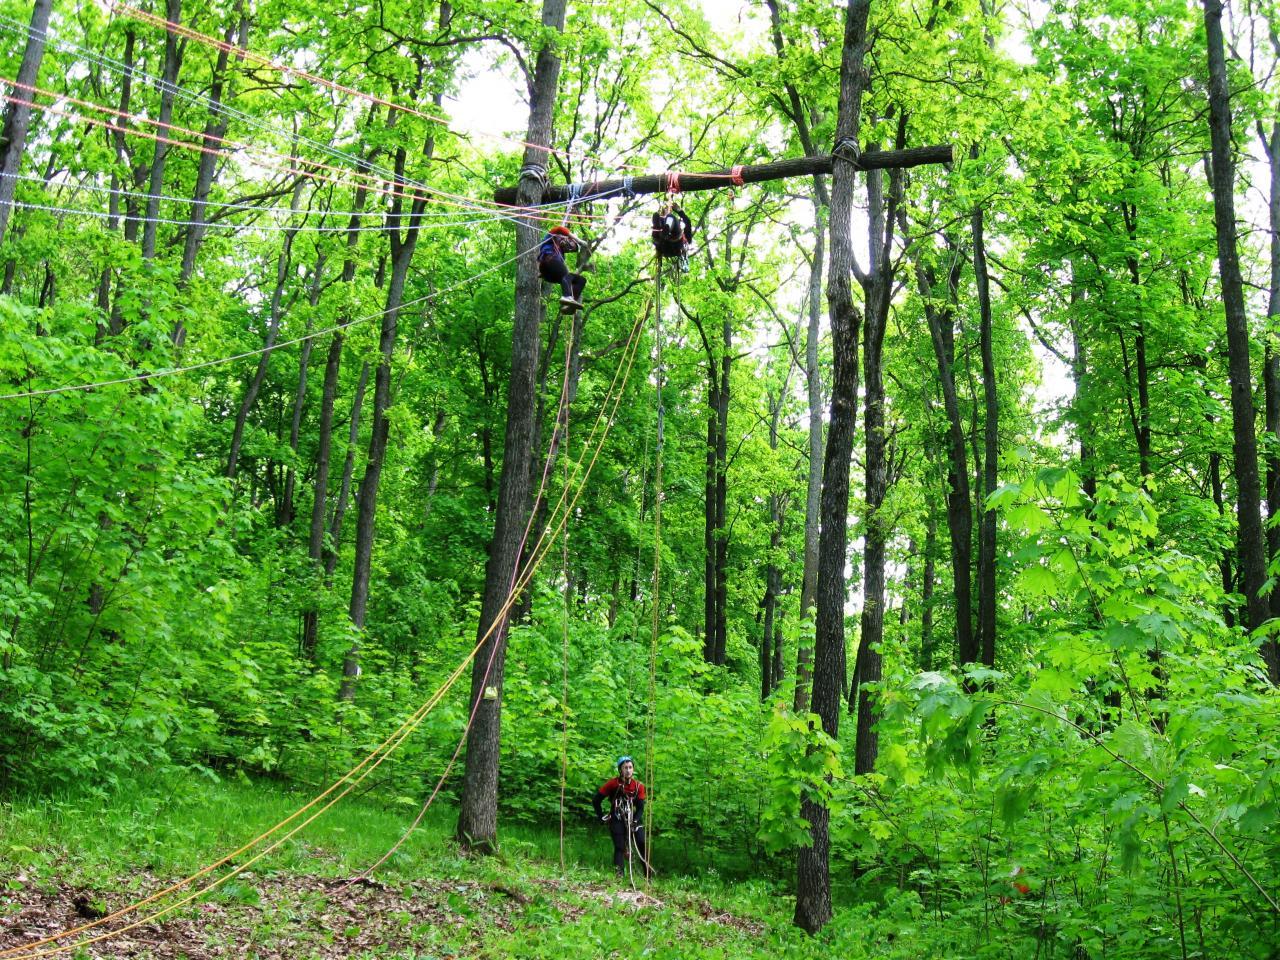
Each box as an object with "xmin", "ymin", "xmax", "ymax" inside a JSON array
[{"xmin": 730, "ymin": 165, "xmax": 744, "ymax": 186}]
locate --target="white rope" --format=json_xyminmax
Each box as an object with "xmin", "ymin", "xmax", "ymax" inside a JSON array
[
  {"xmin": 0, "ymin": 14, "xmax": 432, "ymax": 196},
  {"xmin": 0, "ymin": 197, "xmax": 525, "ymax": 234},
  {"xmin": 0, "ymin": 171, "xmax": 515, "ymax": 221},
  {"xmin": 0, "ymin": 242, "xmax": 540, "ymax": 401}
]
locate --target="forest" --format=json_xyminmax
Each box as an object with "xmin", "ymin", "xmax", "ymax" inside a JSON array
[{"xmin": 1, "ymin": 0, "xmax": 1279, "ymax": 956}]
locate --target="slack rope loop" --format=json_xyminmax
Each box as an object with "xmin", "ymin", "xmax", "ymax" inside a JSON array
[
  {"xmin": 666, "ymin": 171, "xmax": 681, "ymax": 195},
  {"xmin": 730, "ymin": 165, "xmax": 744, "ymax": 186},
  {"xmin": 0, "ymin": 241, "xmax": 540, "ymax": 402}
]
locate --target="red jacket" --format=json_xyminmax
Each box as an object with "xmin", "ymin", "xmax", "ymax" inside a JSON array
[{"xmin": 594, "ymin": 776, "xmax": 646, "ymax": 821}]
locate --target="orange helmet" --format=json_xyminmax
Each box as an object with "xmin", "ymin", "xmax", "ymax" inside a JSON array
[{"xmin": 550, "ymin": 225, "xmax": 572, "ymax": 236}]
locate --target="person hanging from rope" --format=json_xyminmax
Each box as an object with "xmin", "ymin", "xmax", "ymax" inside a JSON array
[
  {"xmin": 651, "ymin": 203, "xmax": 693, "ymax": 261},
  {"xmin": 539, "ymin": 224, "xmax": 588, "ymax": 313},
  {"xmin": 592, "ymin": 755, "xmax": 650, "ymax": 879}
]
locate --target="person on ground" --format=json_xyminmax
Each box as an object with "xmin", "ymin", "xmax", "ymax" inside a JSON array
[
  {"xmin": 593, "ymin": 755, "xmax": 649, "ymax": 878},
  {"xmin": 539, "ymin": 224, "xmax": 587, "ymax": 312}
]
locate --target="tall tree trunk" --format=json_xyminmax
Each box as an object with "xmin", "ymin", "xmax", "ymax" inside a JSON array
[
  {"xmin": 325, "ymin": 362, "xmax": 370, "ymax": 579},
  {"xmin": 341, "ymin": 104, "xmax": 437, "ymax": 699},
  {"xmin": 1260, "ymin": 119, "xmax": 1280, "ymax": 621},
  {"xmin": 173, "ymin": 9, "xmax": 250, "ymax": 346},
  {"xmin": 0, "ymin": 0, "xmax": 53, "ymax": 248},
  {"xmin": 796, "ymin": 0, "xmax": 872, "ymax": 934},
  {"xmin": 795, "ymin": 194, "xmax": 825, "ymax": 714},
  {"xmin": 920, "ymin": 512, "xmax": 937, "ymax": 670},
  {"xmin": 703, "ymin": 359, "xmax": 720, "ymax": 663},
  {"xmin": 973, "ymin": 200, "xmax": 998, "ymax": 669},
  {"xmin": 1202, "ymin": 0, "xmax": 1276, "ymax": 680},
  {"xmin": 280, "ymin": 261, "xmax": 324, "ymax": 527},
  {"xmin": 917, "ymin": 251, "xmax": 975, "ymax": 668},
  {"xmin": 141, "ymin": 0, "xmax": 185, "ymax": 263},
  {"xmin": 456, "ymin": 0, "xmax": 569, "ymax": 851},
  {"xmin": 714, "ymin": 320, "xmax": 731, "ymax": 666},
  {"xmin": 852, "ymin": 131, "xmax": 903, "ymax": 775},
  {"xmin": 226, "ymin": 181, "xmax": 305, "ymax": 481}
]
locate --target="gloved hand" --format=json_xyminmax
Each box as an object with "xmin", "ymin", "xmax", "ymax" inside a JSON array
[{"xmin": 601, "ymin": 814, "xmax": 611, "ymax": 823}]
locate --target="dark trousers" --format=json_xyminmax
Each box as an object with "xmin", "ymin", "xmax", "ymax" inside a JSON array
[
  {"xmin": 539, "ymin": 254, "xmax": 586, "ymax": 300},
  {"xmin": 610, "ymin": 820, "xmax": 647, "ymax": 875}
]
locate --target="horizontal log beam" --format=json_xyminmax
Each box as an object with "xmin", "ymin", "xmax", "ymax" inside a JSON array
[{"xmin": 493, "ymin": 144, "xmax": 953, "ymax": 206}]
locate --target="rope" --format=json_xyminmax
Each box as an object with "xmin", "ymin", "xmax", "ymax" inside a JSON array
[
  {"xmin": 643, "ymin": 262, "xmax": 667, "ymax": 887},
  {"xmin": 833, "ymin": 136, "xmax": 860, "ymax": 165},
  {"xmin": 0, "ymin": 197, "xmax": 527, "ymax": 234},
  {"xmin": 5, "ymin": 299, "xmax": 654, "ymax": 959},
  {"xmin": 558, "ymin": 314, "xmax": 575, "ymax": 874},
  {"xmin": 730, "ymin": 165, "xmax": 744, "ymax": 186},
  {"xmin": 345, "ymin": 291, "xmax": 650, "ymax": 885},
  {"xmin": 0, "ymin": 240, "xmax": 538, "ymax": 402},
  {"xmin": 110, "ymin": 3, "xmax": 657, "ymax": 180},
  {"xmin": 666, "ymin": 171, "xmax": 680, "ymax": 195},
  {"xmin": 561, "ymin": 181, "xmax": 582, "ymax": 227},
  {"xmin": 622, "ymin": 175, "xmax": 635, "ymax": 199},
  {"xmin": 0, "ymin": 13, "xmax": 434, "ymax": 197}
]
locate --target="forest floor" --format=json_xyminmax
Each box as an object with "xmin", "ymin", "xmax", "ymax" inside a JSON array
[{"xmin": 0, "ymin": 778, "xmax": 850, "ymax": 960}]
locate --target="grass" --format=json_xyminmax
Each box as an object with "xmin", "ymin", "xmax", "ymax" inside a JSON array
[{"xmin": 0, "ymin": 774, "xmax": 909, "ymax": 959}]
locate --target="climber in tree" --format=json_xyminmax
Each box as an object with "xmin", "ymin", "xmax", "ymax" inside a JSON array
[
  {"xmin": 651, "ymin": 203, "xmax": 693, "ymax": 260},
  {"xmin": 539, "ymin": 224, "xmax": 587, "ymax": 312},
  {"xmin": 592, "ymin": 755, "xmax": 649, "ymax": 878}
]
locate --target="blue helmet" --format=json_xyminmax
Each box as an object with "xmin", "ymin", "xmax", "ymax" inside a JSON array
[{"xmin": 617, "ymin": 755, "xmax": 633, "ymax": 769}]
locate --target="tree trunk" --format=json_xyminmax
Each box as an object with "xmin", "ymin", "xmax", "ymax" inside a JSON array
[
  {"xmin": 852, "ymin": 138, "xmax": 902, "ymax": 775},
  {"xmin": 280, "ymin": 262, "xmax": 324, "ymax": 527},
  {"xmin": 714, "ymin": 320, "xmax": 731, "ymax": 666},
  {"xmin": 796, "ymin": 0, "xmax": 872, "ymax": 935},
  {"xmin": 703, "ymin": 360, "xmax": 720, "ymax": 663},
  {"xmin": 173, "ymin": 10, "xmax": 250, "ymax": 346},
  {"xmin": 1202, "ymin": 0, "xmax": 1276, "ymax": 680},
  {"xmin": 918, "ymin": 251, "xmax": 975, "ymax": 668},
  {"xmin": 325, "ymin": 362, "xmax": 370, "ymax": 579},
  {"xmin": 921, "ymin": 512, "xmax": 937, "ymax": 670},
  {"xmin": 141, "ymin": 0, "xmax": 184, "ymax": 263},
  {"xmin": 456, "ymin": 0, "xmax": 569, "ymax": 851},
  {"xmin": 0, "ymin": 0, "xmax": 53, "ymax": 248},
  {"xmin": 1261, "ymin": 120, "xmax": 1280, "ymax": 621},
  {"xmin": 226, "ymin": 181, "xmax": 305, "ymax": 481},
  {"xmin": 794, "ymin": 193, "xmax": 825, "ymax": 715},
  {"xmin": 341, "ymin": 109, "xmax": 437, "ymax": 699},
  {"xmin": 973, "ymin": 201, "xmax": 998, "ymax": 669}
]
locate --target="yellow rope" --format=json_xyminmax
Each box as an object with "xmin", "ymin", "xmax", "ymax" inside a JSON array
[{"xmin": 643, "ymin": 264, "xmax": 666, "ymax": 886}]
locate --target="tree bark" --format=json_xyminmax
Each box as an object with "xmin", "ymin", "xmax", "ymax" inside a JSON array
[
  {"xmin": 341, "ymin": 104, "xmax": 437, "ymax": 699},
  {"xmin": 1260, "ymin": 119, "xmax": 1280, "ymax": 622},
  {"xmin": 493, "ymin": 146, "xmax": 951, "ymax": 204},
  {"xmin": 917, "ymin": 250, "xmax": 975, "ymax": 668},
  {"xmin": 796, "ymin": 0, "xmax": 872, "ymax": 935},
  {"xmin": 1202, "ymin": 0, "xmax": 1276, "ymax": 680},
  {"xmin": 973, "ymin": 200, "xmax": 998, "ymax": 669},
  {"xmin": 852, "ymin": 135, "xmax": 902, "ymax": 776},
  {"xmin": 0, "ymin": 0, "xmax": 53, "ymax": 248},
  {"xmin": 226, "ymin": 180, "xmax": 305, "ymax": 481},
  {"xmin": 173, "ymin": 9, "xmax": 250, "ymax": 346},
  {"xmin": 141, "ymin": 0, "xmax": 185, "ymax": 263},
  {"xmin": 456, "ymin": 0, "xmax": 569, "ymax": 851},
  {"xmin": 795, "ymin": 191, "xmax": 825, "ymax": 715}
]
